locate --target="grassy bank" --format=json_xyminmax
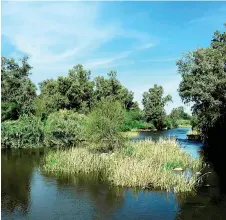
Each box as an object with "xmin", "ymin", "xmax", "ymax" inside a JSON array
[
  {"xmin": 43, "ymin": 139, "xmax": 202, "ymax": 193},
  {"xmin": 121, "ymin": 131, "xmax": 139, "ymax": 138},
  {"xmin": 187, "ymin": 130, "xmax": 201, "ymax": 140}
]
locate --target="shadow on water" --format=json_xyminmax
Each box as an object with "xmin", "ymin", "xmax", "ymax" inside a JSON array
[
  {"xmin": 2, "ymin": 128, "xmax": 226, "ymax": 220},
  {"xmin": 1, "ymin": 149, "xmax": 42, "ymax": 215},
  {"xmin": 2, "ymin": 148, "xmax": 179, "ymax": 220},
  {"xmin": 175, "ymin": 124, "xmax": 226, "ymax": 220}
]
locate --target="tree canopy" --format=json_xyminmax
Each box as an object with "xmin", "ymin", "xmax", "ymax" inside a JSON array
[
  {"xmin": 38, "ymin": 64, "xmax": 94, "ymax": 115},
  {"xmin": 1, "ymin": 56, "xmax": 37, "ymax": 121},
  {"xmin": 170, "ymin": 106, "xmax": 190, "ymax": 121},
  {"xmin": 94, "ymin": 71, "xmax": 135, "ymax": 110},
  {"xmin": 142, "ymin": 84, "xmax": 172, "ymax": 130},
  {"xmin": 177, "ymin": 23, "xmax": 226, "ymax": 137}
]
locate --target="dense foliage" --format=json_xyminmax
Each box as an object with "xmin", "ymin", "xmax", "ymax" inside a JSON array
[
  {"xmin": 166, "ymin": 106, "xmax": 191, "ymax": 128},
  {"xmin": 44, "ymin": 110, "xmax": 87, "ymax": 148},
  {"xmin": 94, "ymin": 71, "xmax": 136, "ymax": 110},
  {"xmin": 1, "ymin": 56, "xmax": 37, "ymax": 121},
  {"xmin": 85, "ymin": 98, "xmax": 126, "ymax": 151},
  {"xmin": 142, "ymin": 84, "xmax": 172, "ymax": 130},
  {"xmin": 1, "ymin": 53, "xmax": 194, "ymax": 149},
  {"xmin": 177, "ymin": 24, "xmax": 226, "ymax": 137},
  {"xmin": 1, "ymin": 116, "xmax": 44, "ymax": 148},
  {"xmin": 38, "ymin": 65, "xmax": 94, "ymax": 115}
]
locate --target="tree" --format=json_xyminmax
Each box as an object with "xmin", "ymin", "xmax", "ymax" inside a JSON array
[
  {"xmin": 85, "ymin": 97, "xmax": 126, "ymax": 152},
  {"xmin": 39, "ymin": 64, "xmax": 94, "ymax": 115},
  {"xmin": 177, "ymin": 24, "xmax": 226, "ymax": 137},
  {"xmin": 1, "ymin": 56, "xmax": 36, "ymax": 121},
  {"xmin": 170, "ymin": 106, "xmax": 191, "ymax": 121},
  {"xmin": 94, "ymin": 71, "xmax": 135, "ymax": 110},
  {"xmin": 142, "ymin": 84, "xmax": 172, "ymax": 130}
]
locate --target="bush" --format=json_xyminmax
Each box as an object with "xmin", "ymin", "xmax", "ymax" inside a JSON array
[
  {"xmin": 163, "ymin": 117, "xmax": 178, "ymax": 129},
  {"xmin": 85, "ymin": 98, "xmax": 126, "ymax": 152},
  {"xmin": 44, "ymin": 110, "xmax": 86, "ymax": 148},
  {"xmin": 1, "ymin": 116, "xmax": 44, "ymax": 148},
  {"xmin": 119, "ymin": 110, "xmax": 143, "ymax": 132},
  {"xmin": 177, "ymin": 119, "xmax": 191, "ymax": 127}
]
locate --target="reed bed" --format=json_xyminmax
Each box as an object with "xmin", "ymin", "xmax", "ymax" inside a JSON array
[
  {"xmin": 121, "ymin": 131, "xmax": 139, "ymax": 138},
  {"xmin": 187, "ymin": 129, "xmax": 199, "ymax": 135},
  {"xmin": 43, "ymin": 139, "xmax": 202, "ymax": 193}
]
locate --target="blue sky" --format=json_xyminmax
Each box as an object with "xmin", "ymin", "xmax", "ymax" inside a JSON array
[{"xmin": 2, "ymin": 1, "xmax": 226, "ymax": 113}]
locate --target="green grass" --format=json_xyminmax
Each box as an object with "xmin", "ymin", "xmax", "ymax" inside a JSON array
[
  {"xmin": 121, "ymin": 131, "xmax": 139, "ymax": 138},
  {"xmin": 178, "ymin": 124, "xmax": 192, "ymax": 128},
  {"xmin": 188, "ymin": 129, "xmax": 199, "ymax": 135},
  {"xmin": 42, "ymin": 139, "xmax": 202, "ymax": 193}
]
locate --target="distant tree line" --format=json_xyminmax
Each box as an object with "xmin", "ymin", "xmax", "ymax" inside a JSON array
[{"xmin": 1, "ymin": 55, "xmax": 190, "ymax": 131}]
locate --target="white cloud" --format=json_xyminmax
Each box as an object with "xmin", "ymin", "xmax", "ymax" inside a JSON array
[
  {"xmin": 138, "ymin": 42, "xmax": 156, "ymax": 50},
  {"xmin": 141, "ymin": 57, "xmax": 179, "ymax": 62},
  {"xmin": 2, "ymin": 1, "xmax": 153, "ymax": 84},
  {"xmin": 2, "ymin": 1, "xmax": 191, "ymax": 113}
]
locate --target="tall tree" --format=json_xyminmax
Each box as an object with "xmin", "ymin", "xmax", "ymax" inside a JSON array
[
  {"xmin": 142, "ymin": 84, "xmax": 172, "ymax": 130},
  {"xmin": 177, "ymin": 23, "xmax": 226, "ymax": 137},
  {"xmin": 39, "ymin": 64, "xmax": 94, "ymax": 115},
  {"xmin": 94, "ymin": 71, "xmax": 135, "ymax": 110},
  {"xmin": 170, "ymin": 106, "xmax": 190, "ymax": 121},
  {"xmin": 1, "ymin": 56, "xmax": 36, "ymax": 121}
]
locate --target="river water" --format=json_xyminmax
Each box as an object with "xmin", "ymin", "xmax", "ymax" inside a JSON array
[{"xmin": 2, "ymin": 128, "xmax": 226, "ymax": 220}]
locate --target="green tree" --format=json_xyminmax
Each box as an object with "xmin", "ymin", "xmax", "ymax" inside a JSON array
[
  {"xmin": 1, "ymin": 56, "xmax": 37, "ymax": 121},
  {"xmin": 44, "ymin": 110, "xmax": 86, "ymax": 148},
  {"xmin": 85, "ymin": 98, "xmax": 126, "ymax": 152},
  {"xmin": 170, "ymin": 106, "xmax": 190, "ymax": 121},
  {"xmin": 142, "ymin": 84, "xmax": 172, "ymax": 130},
  {"xmin": 39, "ymin": 64, "xmax": 94, "ymax": 115},
  {"xmin": 177, "ymin": 24, "xmax": 226, "ymax": 137},
  {"xmin": 94, "ymin": 71, "xmax": 135, "ymax": 110}
]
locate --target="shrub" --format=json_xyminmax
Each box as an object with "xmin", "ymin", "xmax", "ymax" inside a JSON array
[
  {"xmin": 85, "ymin": 98, "xmax": 126, "ymax": 152},
  {"xmin": 44, "ymin": 110, "xmax": 86, "ymax": 148},
  {"xmin": 177, "ymin": 119, "xmax": 191, "ymax": 127},
  {"xmin": 163, "ymin": 116, "xmax": 177, "ymax": 129},
  {"xmin": 119, "ymin": 110, "xmax": 143, "ymax": 131},
  {"xmin": 1, "ymin": 116, "xmax": 44, "ymax": 148}
]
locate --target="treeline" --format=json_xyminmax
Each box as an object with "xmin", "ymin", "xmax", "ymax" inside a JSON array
[{"xmin": 1, "ymin": 56, "xmax": 191, "ymax": 148}]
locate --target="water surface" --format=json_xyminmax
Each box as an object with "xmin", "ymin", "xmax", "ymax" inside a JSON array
[{"xmin": 2, "ymin": 128, "xmax": 226, "ymax": 220}]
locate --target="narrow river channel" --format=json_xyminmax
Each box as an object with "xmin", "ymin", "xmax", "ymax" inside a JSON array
[{"xmin": 2, "ymin": 128, "xmax": 226, "ymax": 220}]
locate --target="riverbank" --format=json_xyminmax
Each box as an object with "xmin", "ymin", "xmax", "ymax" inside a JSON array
[
  {"xmin": 43, "ymin": 139, "xmax": 202, "ymax": 193},
  {"xmin": 187, "ymin": 130, "xmax": 201, "ymax": 141}
]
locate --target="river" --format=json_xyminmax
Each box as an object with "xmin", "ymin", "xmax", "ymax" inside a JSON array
[{"xmin": 2, "ymin": 128, "xmax": 226, "ymax": 220}]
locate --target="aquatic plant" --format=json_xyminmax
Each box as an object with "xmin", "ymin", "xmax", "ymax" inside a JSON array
[{"xmin": 43, "ymin": 139, "xmax": 202, "ymax": 193}]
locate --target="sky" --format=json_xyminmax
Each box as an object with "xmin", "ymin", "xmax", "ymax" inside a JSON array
[{"xmin": 2, "ymin": 1, "xmax": 226, "ymax": 114}]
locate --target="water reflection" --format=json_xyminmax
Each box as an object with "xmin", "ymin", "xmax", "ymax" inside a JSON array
[
  {"xmin": 1, "ymin": 149, "xmax": 40, "ymax": 215},
  {"xmin": 2, "ymin": 128, "xmax": 226, "ymax": 220},
  {"xmin": 1, "ymin": 149, "xmax": 178, "ymax": 220}
]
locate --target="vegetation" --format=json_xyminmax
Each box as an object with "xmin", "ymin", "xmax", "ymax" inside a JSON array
[
  {"xmin": 177, "ymin": 23, "xmax": 226, "ymax": 138},
  {"xmin": 84, "ymin": 98, "xmax": 127, "ymax": 152},
  {"xmin": 44, "ymin": 110, "xmax": 87, "ymax": 148},
  {"xmin": 142, "ymin": 84, "xmax": 172, "ymax": 130},
  {"xmin": 94, "ymin": 71, "xmax": 137, "ymax": 110},
  {"xmin": 1, "ymin": 116, "xmax": 44, "ymax": 149},
  {"xmin": 43, "ymin": 139, "xmax": 202, "ymax": 193},
  {"xmin": 166, "ymin": 106, "xmax": 192, "ymax": 129},
  {"xmin": 1, "ymin": 55, "xmax": 195, "ymax": 150},
  {"xmin": 1, "ymin": 56, "xmax": 36, "ymax": 121}
]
